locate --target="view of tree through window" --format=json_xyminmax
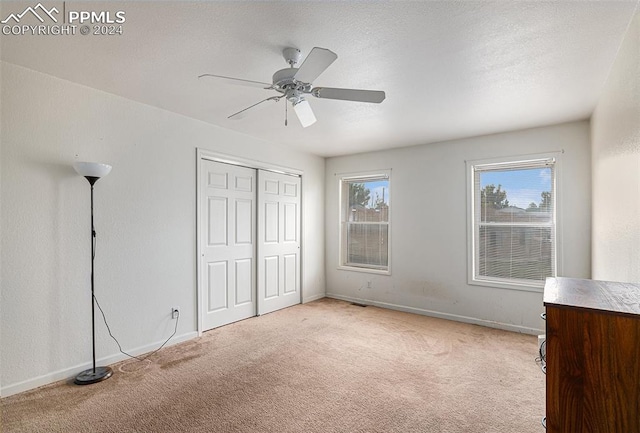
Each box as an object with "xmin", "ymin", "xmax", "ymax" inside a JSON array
[
  {"xmin": 475, "ymin": 163, "xmax": 555, "ymax": 285},
  {"xmin": 341, "ymin": 177, "xmax": 390, "ymax": 270}
]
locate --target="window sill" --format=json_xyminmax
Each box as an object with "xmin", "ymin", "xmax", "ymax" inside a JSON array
[
  {"xmin": 468, "ymin": 277, "xmax": 544, "ymax": 293},
  {"xmin": 338, "ymin": 265, "xmax": 390, "ymax": 276}
]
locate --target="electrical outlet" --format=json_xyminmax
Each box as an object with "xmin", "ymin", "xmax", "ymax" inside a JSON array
[{"xmin": 171, "ymin": 307, "xmax": 180, "ymax": 320}]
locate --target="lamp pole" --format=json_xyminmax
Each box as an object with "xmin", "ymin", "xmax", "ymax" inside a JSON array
[
  {"xmin": 73, "ymin": 163, "xmax": 113, "ymax": 385},
  {"xmin": 90, "ymin": 180, "xmax": 97, "ymax": 375}
]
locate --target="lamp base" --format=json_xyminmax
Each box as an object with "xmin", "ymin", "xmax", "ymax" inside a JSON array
[{"xmin": 74, "ymin": 366, "xmax": 113, "ymax": 385}]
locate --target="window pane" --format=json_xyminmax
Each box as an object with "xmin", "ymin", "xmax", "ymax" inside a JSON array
[
  {"xmin": 341, "ymin": 174, "xmax": 390, "ymax": 272},
  {"xmin": 347, "ymin": 223, "xmax": 388, "ymax": 267},
  {"xmin": 347, "ymin": 180, "xmax": 389, "ymax": 222},
  {"xmin": 478, "ymin": 226, "xmax": 553, "ymax": 282},
  {"xmin": 478, "ymin": 167, "xmax": 553, "ymax": 223}
]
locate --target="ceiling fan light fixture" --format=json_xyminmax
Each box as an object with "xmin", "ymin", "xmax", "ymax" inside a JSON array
[{"xmin": 293, "ymin": 99, "xmax": 316, "ymax": 128}]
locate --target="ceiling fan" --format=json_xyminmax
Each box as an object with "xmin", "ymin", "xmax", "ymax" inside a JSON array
[{"xmin": 199, "ymin": 47, "xmax": 386, "ymax": 128}]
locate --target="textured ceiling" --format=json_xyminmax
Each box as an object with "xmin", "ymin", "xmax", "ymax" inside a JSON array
[{"xmin": 1, "ymin": 1, "xmax": 638, "ymax": 157}]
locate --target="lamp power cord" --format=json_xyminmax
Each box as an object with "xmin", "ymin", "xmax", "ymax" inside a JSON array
[
  {"xmin": 91, "ymin": 223, "xmax": 178, "ymax": 363},
  {"xmin": 93, "ymin": 293, "xmax": 179, "ymax": 362}
]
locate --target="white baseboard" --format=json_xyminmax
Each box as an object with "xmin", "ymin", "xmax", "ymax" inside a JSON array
[
  {"xmin": 302, "ymin": 293, "xmax": 325, "ymax": 303},
  {"xmin": 326, "ymin": 293, "xmax": 544, "ymax": 335},
  {"xmin": 1, "ymin": 331, "xmax": 198, "ymax": 398}
]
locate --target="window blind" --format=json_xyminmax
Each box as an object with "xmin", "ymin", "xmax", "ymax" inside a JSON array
[{"xmin": 473, "ymin": 160, "xmax": 556, "ymax": 285}]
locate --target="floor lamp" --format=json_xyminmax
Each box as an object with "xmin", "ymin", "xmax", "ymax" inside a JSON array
[{"xmin": 73, "ymin": 161, "xmax": 114, "ymax": 385}]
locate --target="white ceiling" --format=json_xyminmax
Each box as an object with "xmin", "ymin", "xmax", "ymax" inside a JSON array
[{"xmin": 1, "ymin": 1, "xmax": 638, "ymax": 157}]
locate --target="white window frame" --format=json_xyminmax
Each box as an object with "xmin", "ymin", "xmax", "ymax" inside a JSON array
[
  {"xmin": 466, "ymin": 153, "xmax": 562, "ymax": 292},
  {"xmin": 338, "ymin": 170, "xmax": 391, "ymax": 275}
]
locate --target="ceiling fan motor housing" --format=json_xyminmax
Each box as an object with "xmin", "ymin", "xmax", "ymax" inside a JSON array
[
  {"xmin": 272, "ymin": 68, "xmax": 297, "ymax": 88},
  {"xmin": 272, "ymin": 68, "xmax": 311, "ymax": 95}
]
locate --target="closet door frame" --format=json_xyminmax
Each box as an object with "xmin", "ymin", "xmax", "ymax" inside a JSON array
[{"xmin": 196, "ymin": 149, "xmax": 303, "ymax": 335}]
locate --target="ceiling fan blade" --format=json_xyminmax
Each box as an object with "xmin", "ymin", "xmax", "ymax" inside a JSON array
[
  {"xmin": 228, "ymin": 96, "xmax": 281, "ymax": 119},
  {"xmin": 312, "ymin": 87, "xmax": 386, "ymax": 103},
  {"xmin": 199, "ymin": 74, "xmax": 272, "ymax": 89},
  {"xmin": 293, "ymin": 47, "xmax": 337, "ymax": 84},
  {"xmin": 293, "ymin": 99, "xmax": 317, "ymax": 128}
]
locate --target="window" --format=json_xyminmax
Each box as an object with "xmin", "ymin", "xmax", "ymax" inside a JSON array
[
  {"xmin": 468, "ymin": 157, "xmax": 557, "ymax": 289},
  {"xmin": 339, "ymin": 173, "xmax": 390, "ymax": 273}
]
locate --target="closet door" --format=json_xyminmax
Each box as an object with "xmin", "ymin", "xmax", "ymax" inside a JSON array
[
  {"xmin": 257, "ymin": 170, "xmax": 301, "ymax": 315},
  {"xmin": 201, "ymin": 161, "xmax": 256, "ymax": 331}
]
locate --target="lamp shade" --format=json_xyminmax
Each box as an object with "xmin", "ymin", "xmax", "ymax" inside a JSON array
[
  {"xmin": 73, "ymin": 161, "xmax": 112, "ymax": 178},
  {"xmin": 293, "ymin": 99, "xmax": 317, "ymax": 128}
]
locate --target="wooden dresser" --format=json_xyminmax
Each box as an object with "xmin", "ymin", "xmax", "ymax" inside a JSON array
[{"xmin": 543, "ymin": 277, "xmax": 640, "ymax": 433}]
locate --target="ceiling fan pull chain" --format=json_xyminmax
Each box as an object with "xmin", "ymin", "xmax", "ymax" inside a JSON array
[{"xmin": 285, "ymin": 100, "xmax": 288, "ymax": 126}]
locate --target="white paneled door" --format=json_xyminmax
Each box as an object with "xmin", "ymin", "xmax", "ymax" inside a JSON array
[
  {"xmin": 199, "ymin": 160, "xmax": 301, "ymax": 332},
  {"xmin": 201, "ymin": 161, "xmax": 256, "ymax": 331},
  {"xmin": 257, "ymin": 171, "xmax": 301, "ymax": 315}
]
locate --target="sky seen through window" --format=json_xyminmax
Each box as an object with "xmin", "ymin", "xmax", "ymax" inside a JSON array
[{"xmin": 480, "ymin": 168, "xmax": 551, "ymax": 210}]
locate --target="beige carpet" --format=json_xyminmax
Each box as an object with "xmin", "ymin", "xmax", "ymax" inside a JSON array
[{"xmin": 1, "ymin": 298, "xmax": 545, "ymax": 433}]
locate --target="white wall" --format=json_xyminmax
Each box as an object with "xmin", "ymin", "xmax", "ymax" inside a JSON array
[
  {"xmin": 0, "ymin": 62, "xmax": 325, "ymax": 396},
  {"xmin": 591, "ymin": 11, "xmax": 640, "ymax": 282},
  {"xmin": 325, "ymin": 121, "xmax": 591, "ymax": 334}
]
